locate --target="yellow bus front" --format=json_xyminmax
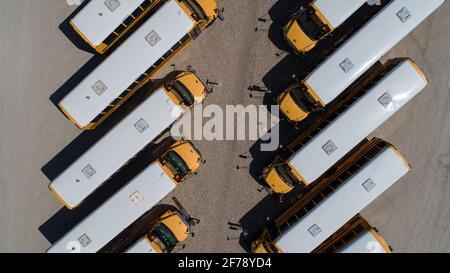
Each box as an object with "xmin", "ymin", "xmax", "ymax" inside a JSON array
[
  {"xmin": 284, "ymin": 4, "xmax": 332, "ymax": 54},
  {"xmin": 278, "ymin": 82, "xmax": 324, "ymax": 123},
  {"xmin": 158, "ymin": 140, "xmax": 202, "ymax": 184}
]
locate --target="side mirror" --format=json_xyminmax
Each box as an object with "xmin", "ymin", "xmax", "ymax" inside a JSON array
[{"xmin": 217, "ymin": 8, "xmax": 225, "ymax": 21}]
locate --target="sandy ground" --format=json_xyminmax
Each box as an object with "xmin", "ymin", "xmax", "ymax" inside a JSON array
[{"xmin": 0, "ymin": 0, "xmax": 449, "ymax": 253}]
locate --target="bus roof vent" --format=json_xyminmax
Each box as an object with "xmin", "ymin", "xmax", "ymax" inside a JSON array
[
  {"xmin": 378, "ymin": 92, "xmax": 393, "ymax": 108},
  {"xmin": 134, "ymin": 118, "xmax": 149, "ymax": 134},
  {"xmin": 82, "ymin": 165, "xmax": 96, "ymax": 179},
  {"xmin": 308, "ymin": 224, "xmax": 322, "ymax": 237},
  {"xmin": 397, "ymin": 7, "xmax": 411, "ymax": 23},
  {"xmin": 104, "ymin": 0, "xmax": 121, "ymax": 12},
  {"xmin": 78, "ymin": 234, "xmax": 92, "ymax": 247},
  {"xmin": 322, "ymin": 140, "xmax": 338, "ymax": 156},
  {"xmin": 129, "ymin": 191, "xmax": 144, "ymax": 205},
  {"xmin": 92, "ymin": 80, "xmax": 108, "ymax": 96},
  {"xmin": 362, "ymin": 178, "xmax": 377, "ymax": 192}
]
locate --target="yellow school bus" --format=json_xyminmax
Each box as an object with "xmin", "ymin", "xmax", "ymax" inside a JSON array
[
  {"xmin": 50, "ymin": 71, "xmax": 207, "ymax": 209},
  {"xmin": 280, "ymin": 0, "xmax": 444, "ymax": 122},
  {"xmin": 266, "ymin": 58, "xmax": 427, "ymax": 194},
  {"xmin": 48, "ymin": 140, "xmax": 202, "ymax": 253},
  {"xmin": 253, "ymin": 138, "xmax": 409, "ymax": 253}
]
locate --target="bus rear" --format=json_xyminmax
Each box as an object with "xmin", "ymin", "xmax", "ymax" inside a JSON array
[
  {"xmin": 47, "ymin": 141, "xmax": 202, "ymax": 253},
  {"xmin": 265, "ymin": 58, "xmax": 428, "ymax": 194},
  {"xmin": 284, "ymin": 0, "xmax": 367, "ymax": 53},
  {"xmin": 279, "ymin": 0, "xmax": 445, "ymax": 122},
  {"xmin": 60, "ymin": 0, "xmax": 218, "ymax": 130}
]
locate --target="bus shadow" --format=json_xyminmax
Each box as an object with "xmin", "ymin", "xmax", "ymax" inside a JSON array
[
  {"xmin": 237, "ymin": 187, "xmax": 306, "ymax": 252},
  {"xmin": 39, "ymin": 136, "xmax": 176, "ymax": 245},
  {"xmin": 59, "ymin": 0, "xmax": 97, "ymax": 54}
]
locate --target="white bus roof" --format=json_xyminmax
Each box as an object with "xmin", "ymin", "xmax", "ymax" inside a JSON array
[
  {"xmin": 290, "ymin": 59, "xmax": 427, "ymax": 183},
  {"xmin": 306, "ymin": 0, "xmax": 444, "ymax": 105},
  {"xmin": 50, "ymin": 88, "xmax": 183, "ymax": 208},
  {"xmin": 71, "ymin": 0, "xmax": 146, "ymax": 47},
  {"xmin": 314, "ymin": 0, "xmax": 367, "ymax": 28},
  {"xmin": 61, "ymin": 0, "xmax": 194, "ymax": 128},
  {"xmin": 276, "ymin": 147, "xmax": 410, "ymax": 253},
  {"xmin": 125, "ymin": 238, "xmax": 157, "ymax": 253},
  {"xmin": 338, "ymin": 231, "xmax": 388, "ymax": 253},
  {"xmin": 48, "ymin": 162, "xmax": 176, "ymax": 253}
]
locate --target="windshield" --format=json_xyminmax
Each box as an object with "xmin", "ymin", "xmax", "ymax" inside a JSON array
[
  {"xmin": 274, "ymin": 164, "xmax": 301, "ymax": 188},
  {"xmin": 153, "ymin": 223, "xmax": 178, "ymax": 252},
  {"xmin": 290, "ymin": 84, "xmax": 320, "ymax": 113},
  {"xmin": 164, "ymin": 151, "xmax": 190, "ymax": 178},
  {"xmin": 172, "ymin": 80, "xmax": 195, "ymax": 107},
  {"xmin": 297, "ymin": 7, "xmax": 329, "ymax": 41}
]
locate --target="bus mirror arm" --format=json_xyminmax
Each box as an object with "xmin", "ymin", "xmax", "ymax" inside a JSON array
[{"xmin": 291, "ymin": 7, "xmax": 304, "ymax": 19}]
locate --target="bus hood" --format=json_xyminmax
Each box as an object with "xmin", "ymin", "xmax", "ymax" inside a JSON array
[
  {"xmin": 278, "ymin": 91, "xmax": 309, "ymax": 122},
  {"xmin": 284, "ymin": 19, "xmax": 316, "ymax": 53}
]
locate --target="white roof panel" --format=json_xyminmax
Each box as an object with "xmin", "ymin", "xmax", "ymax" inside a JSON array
[
  {"xmin": 290, "ymin": 60, "xmax": 427, "ymax": 183},
  {"xmin": 314, "ymin": 0, "xmax": 367, "ymax": 28},
  {"xmin": 61, "ymin": 0, "xmax": 194, "ymax": 127},
  {"xmin": 125, "ymin": 238, "xmax": 157, "ymax": 253},
  {"xmin": 51, "ymin": 88, "xmax": 183, "ymax": 208},
  {"xmin": 71, "ymin": 0, "xmax": 146, "ymax": 46},
  {"xmin": 338, "ymin": 231, "xmax": 388, "ymax": 253},
  {"xmin": 48, "ymin": 162, "xmax": 176, "ymax": 253},
  {"xmin": 307, "ymin": 0, "xmax": 444, "ymax": 105},
  {"xmin": 276, "ymin": 147, "xmax": 410, "ymax": 253}
]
